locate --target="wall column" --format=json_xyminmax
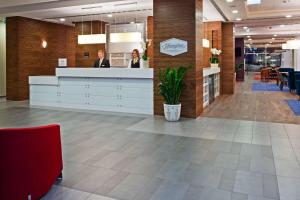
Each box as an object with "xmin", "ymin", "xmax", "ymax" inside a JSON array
[
  {"xmin": 221, "ymin": 22, "xmax": 235, "ymax": 94},
  {"xmin": 153, "ymin": 0, "xmax": 203, "ymax": 118}
]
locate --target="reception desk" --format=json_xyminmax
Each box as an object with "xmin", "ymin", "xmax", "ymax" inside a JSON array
[{"xmin": 29, "ymin": 68, "xmax": 154, "ymax": 114}]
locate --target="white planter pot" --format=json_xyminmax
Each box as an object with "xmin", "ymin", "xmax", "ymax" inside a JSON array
[
  {"xmin": 163, "ymin": 103, "xmax": 181, "ymax": 122},
  {"xmin": 210, "ymin": 63, "xmax": 219, "ymax": 68}
]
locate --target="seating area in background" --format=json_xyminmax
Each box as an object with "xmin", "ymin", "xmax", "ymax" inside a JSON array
[
  {"xmin": 252, "ymin": 67, "xmax": 300, "ymax": 116},
  {"xmin": 257, "ymin": 67, "xmax": 300, "ymax": 97},
  {"xmin": 0, "ymin": 124, "xmax": 63, "ymax": 200}
]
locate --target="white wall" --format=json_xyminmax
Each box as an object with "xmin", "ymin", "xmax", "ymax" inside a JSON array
[
  {"xmin": 294, "ymin": 50, "xmax": 300, "ymax": 71},
  {"xmin": 0, "ymin": 21, "xmax": 5, "ymax": 97},
  {"xmin": 281, "ymin": 50, "xmax": 294, "ymax": 68}
]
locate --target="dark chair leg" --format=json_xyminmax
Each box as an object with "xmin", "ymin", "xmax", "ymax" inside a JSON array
[{"xmin": 56, "ymin": 172, "xmax": 63, "ymax": 183}]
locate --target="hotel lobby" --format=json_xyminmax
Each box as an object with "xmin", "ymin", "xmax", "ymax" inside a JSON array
[{"xmin": 1, "ymin": 0, "xmax": 300, "ymax": 200}]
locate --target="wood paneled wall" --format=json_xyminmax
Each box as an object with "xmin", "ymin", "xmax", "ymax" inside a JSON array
[
  {"xmin": 6, "ymin": 16, "xmax": 76, "ymax": 100},
  {"xmin": 221, "ymin": 22, "xmax": 235, "ymax": 94},
  {"xmin": 75, "ymin": 21, "xmax": 106, "ymax": 67},
  {"xmin": 147, "ymin": 16, "xmax": 154, "ymax": 68},
  {"xmin": 203, "ymin": 21, "xmax": 222, "ymax": 67},
  {"xmin": 153, "ymin": 0, "xmax": 203, "ymax": 118}
]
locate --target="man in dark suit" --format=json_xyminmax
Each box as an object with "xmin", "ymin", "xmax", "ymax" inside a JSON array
[{"xmin": 93, "ymin": 50, "xmax": 110, "ymax": 68}]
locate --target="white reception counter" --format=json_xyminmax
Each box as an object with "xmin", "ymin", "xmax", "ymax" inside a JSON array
[{"xmin": 29, "ymin": 68, "xmax": 154, "ymax": 115}]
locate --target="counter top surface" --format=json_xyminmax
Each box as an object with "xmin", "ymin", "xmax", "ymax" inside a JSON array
[
  {"xmin": 203, "ymin": 67, "xmax": 220, "ymax": 77},
  {"xmin": 56, "ymin": 68, "xmax": 153, "ymax": 79}
]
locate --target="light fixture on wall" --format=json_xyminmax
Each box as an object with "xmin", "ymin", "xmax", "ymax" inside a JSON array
[
  {"xmin": 77, "ymin": 15, "xmax": 106, "ymax": 44},
  {"xmin": 42, "ymin": 40, "xmax": 47, "ymax": 48},
  {"xmin": 202, "ymin": 39, "xmax": 210, "ymax": 48}
]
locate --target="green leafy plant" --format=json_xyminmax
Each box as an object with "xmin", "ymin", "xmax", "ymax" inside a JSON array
[
  {"xmin": 158, "ymin": 66, "xmax": 189, "ymax": 105},
  {"xmin": 235, "ymin": 62, "xmax": 244, "ymax": 72}
]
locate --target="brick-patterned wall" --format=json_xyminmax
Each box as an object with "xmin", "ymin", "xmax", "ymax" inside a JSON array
[
  {"xmin": 153, "ymin": 0, "xmax": 203, "ymax": 118},
  {"xmin": 6, "ymin": 17, "xmax": 76, "ymax": 100},
  {"xmin": 75, "ymin": 21, "xmax": 106, "ymax": 67}
]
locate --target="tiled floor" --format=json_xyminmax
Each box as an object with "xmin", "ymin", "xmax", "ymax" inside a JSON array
[{"xmin": 1, "ymin": 99, "xmax": 300, "ymax": 199}]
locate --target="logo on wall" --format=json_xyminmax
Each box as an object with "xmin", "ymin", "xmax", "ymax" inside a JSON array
[{"xmin": 160, "ymin": 38, "xmax": 188, "ymax": 56}]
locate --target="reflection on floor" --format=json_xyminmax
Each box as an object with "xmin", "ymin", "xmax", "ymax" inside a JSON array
[
  {"xmin": 1, "ymin": 101, "xmax": 300, "ymax": 200},
  {"xmin": 202, "ymin": 72, "xmax": 300, "ymax": 124}
]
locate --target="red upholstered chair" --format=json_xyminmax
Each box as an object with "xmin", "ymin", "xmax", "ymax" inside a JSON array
[{"xmin": 0, "ymin": 124, "xmax": 63, "ymax": 200}]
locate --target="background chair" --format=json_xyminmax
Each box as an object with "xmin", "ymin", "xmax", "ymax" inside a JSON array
[
  {"xmin": 0, "ymin": 124, "xmax": 63, "ymax": 200},
  {"xmin": 295, "ymin": 73, "xmax": 300, "ymax": 99}
]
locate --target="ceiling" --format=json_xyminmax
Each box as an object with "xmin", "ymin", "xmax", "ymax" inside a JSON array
[
  {"xmin": 213, "ymin": 0, "xmax": 300, "ymax": 48},
  {"xmin": 0, "ymin": 0, "xmax": 224, "ymax": 24}
]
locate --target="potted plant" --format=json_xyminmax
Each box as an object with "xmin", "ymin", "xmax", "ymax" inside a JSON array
[
  {"xmin": 236, "ymin": 62, "xmax": 245, "ymax": 81},
  {"xmin": 210, "ymin": 48, "xmax": 222, "ymax": 67},
  {"xmin": 141, "ymin": 41, "xmax": 149, "ymax": 68},
  {"xmin": 158, "ymin": 66, "xmax": 189, "ymax": 121}
]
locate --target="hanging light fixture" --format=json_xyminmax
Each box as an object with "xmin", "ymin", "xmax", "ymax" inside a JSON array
[
  {"xmin": 78, "ymin": 15, "xmax": 106, "ymax": 44},
  {"xmin": 109, "ymin": 11, "xmax": 142, "ymax": 43}
]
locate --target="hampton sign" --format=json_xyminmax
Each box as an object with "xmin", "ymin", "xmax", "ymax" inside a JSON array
[{"xmin": 160, "ymin": 38, "xmax": 188, "ymax": 56}]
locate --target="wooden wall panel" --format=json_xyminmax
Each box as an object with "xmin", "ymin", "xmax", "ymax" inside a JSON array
[
  {"xmin": 147, "ymin": 16, "xmax": 154, "ymax": 68},
  {"xmin": 203, "ymin": 21, "xmax": 222, "ymax": 67},
  {"xmin": 153, "ymin": 0, "xmax": 203, "ymax": 118},
  {"xmin": 221, "ymin": 22, "xmax": 235, "ymax": 94},
  {"xmin": 75, "ymin": 21, "xmax": 106, "ymax": 67},
  {"xmin": 6, "ymin": 17, "xmax": 76, "ymax": 100}
]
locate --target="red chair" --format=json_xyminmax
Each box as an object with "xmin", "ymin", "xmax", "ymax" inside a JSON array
[{"xmin": 0, "ymin": 124, "xmax": 63, "ymax": 200}]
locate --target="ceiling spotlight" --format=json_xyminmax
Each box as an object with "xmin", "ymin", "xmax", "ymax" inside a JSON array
[
  {"xmin": 272, "ymin": 38, "xmax": 275, "ymax": 40},
  {"xmin": 243, "ymin": 26, "xmax": 248, "ymax": 29},
  {"xmin": 286, "ymin": 15, "xmax": 292, "ymax": 18},
  {"xmin": 107, "ymin": 14, "xmax": 113, "ymax": 18},
  {"xmin": 248, "ymin": 38, "xmax": 252, "ymax": 41},
  {"xmin": 236, "ymin": 18, "xmax": 242, "ymax": 21},
  {"xmin": 247, "ymin": 0, "xmax": 261, "ymax": 5},
  {"xmin": 274, "ymin": 34, "xmax": 277, "ymax": 37},
  {"xmin": 247, "ymin": 35, "xmax": 251, "ymax": 38},
  {"xmin": 130, "ymin": 21, "xmax": 135, "ymax": 24},
  {"xmin": 226, "ymin": 0, "xmax": 234, "ymax": 2},
  {"xmin": 232, "ymin": 10, "xmax": 238, "ymax": 14},
  {"xmin": 59, "ymin": 18, "xmax": 65, "ymax": 22}
]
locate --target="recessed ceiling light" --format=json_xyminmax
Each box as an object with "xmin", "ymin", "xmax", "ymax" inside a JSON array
[
  {"xmin": 274, "ymin": 34, "xmax": 277, "ymax": 37},
  {"xmin": 247, "ymin": 0, "xmax": 261, "ymax": 5},
  {"xmin": 107, "ymin": 14, "xmax": 113, "ymax": 18},
  {"xmin": 232, "ymin": 10, "xmax": 238, "ymax": 14},
  {"xmin": 286, "ymin": 15, "xmax": 292, "ymax": 18},
  {"xmin": 272, "ymin": 38, "xmax": 275, "ymax": 40},
  {"xmin": 236, "ymin": 18, "xmax": 242, "ymax": 21},
  {"xmin": 248, "ymin": 38, "xmax": 252, "ymax": 41},
  {"xmin": 226, "ymin": 0, "xmax": 234, "ymax": 2},
  {"xmin": 247, "ymin": 35, "xmax": 251, "ymax": 38},
  {"xmin": 243, "ymin": 26, "xmax": 248, "ymax": 29},
  {"xmin": 130, "ymin": 21, "xmax": 135, "ymax": 24},
  {"xmin": 59, "ymin": 18, "xmax": 65, "ymax": 22}
]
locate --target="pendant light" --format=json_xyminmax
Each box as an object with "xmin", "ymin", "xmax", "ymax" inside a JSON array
[
  {"xmin": 78, "ymin": 14, "xmax": 106, "ymax": 44},
  {"xmin": 110, "ymin": 11, "xmax": 142, "ymax": 43}
]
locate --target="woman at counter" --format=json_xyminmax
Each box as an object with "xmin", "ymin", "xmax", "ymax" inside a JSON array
[{"xmin": 128, "ymin": 49, "xmax": 144, "ymax": 68}]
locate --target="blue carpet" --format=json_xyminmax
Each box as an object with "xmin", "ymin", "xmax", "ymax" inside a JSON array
[
  {"xmin": 252, "ymin": 83, "xmax": 289, "ymax": 92},
  {"xmin": 286, "ymin": 100, "xmax": 300, "ymax": 116}
]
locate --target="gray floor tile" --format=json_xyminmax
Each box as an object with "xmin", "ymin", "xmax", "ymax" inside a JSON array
[
  {"xmin": 234, "ymin": 171, "xmax": 263, "ymax": 196},
  {"xmin": 150, "ymin": 180, "xmax": 189, "ymax": 200}
]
